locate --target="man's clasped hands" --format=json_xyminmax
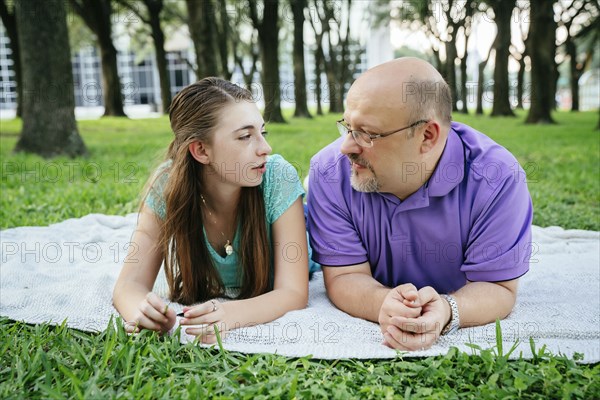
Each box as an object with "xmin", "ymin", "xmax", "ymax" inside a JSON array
[{"xmin": 378, "ymin": 284, "xmax": 452, "ymax": 351}]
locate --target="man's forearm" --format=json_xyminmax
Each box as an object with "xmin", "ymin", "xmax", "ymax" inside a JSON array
[
  {"xmin": 451, "ymin": 280, "xmax": 518, "ymax": 328},
  {"xmin": 325, "ymin": 273, "xmax": 390, "ymax": 322}
]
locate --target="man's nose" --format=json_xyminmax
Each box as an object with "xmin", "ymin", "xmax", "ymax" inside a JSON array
[{"xmin": 340, "ymin": 131, "xmax": 362, "ymax": 156}]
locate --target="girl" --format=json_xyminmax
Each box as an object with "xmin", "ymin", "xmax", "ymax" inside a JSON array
[{"xmin": 113, "ymin": 78, "xmax": 309, "ymax": 343}]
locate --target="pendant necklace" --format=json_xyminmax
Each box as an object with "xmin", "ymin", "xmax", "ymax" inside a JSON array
[{"xmin": 200, "ymin": 194, "xmax": 234, "ymax": 256}]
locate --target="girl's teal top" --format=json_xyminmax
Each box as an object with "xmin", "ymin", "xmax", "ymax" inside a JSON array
[{"xmin": 144, "ymin": 154, "xmax": 306, "ymax": 289}]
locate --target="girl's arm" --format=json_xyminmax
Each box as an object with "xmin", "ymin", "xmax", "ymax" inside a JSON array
[
  {"xmin": 112, "ymin": 206, "xmax": 176, "ymax": 332},
  {"xmin": 181, "ymin": 198, "xmax": 309, "ymax": 340}
]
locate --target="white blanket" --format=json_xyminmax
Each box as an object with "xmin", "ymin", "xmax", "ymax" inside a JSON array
[{"xmin": 1, "ymin": 213, "xmax": 599, "ymax": 362}]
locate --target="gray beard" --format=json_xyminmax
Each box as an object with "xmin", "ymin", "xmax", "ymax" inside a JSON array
[{"xmin": 350, "ymin": 169, "xmax": 380, "ymax": 192}]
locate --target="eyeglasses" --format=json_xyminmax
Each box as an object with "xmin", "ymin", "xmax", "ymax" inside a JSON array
[{"xmin": 336, "ymin": 119, "xmax": 429, "ymax": 148}]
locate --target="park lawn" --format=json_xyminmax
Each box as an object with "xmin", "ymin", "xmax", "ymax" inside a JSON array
[
  {"xmin": 1, "ymin": 110, "xmax": 598, "ymax": 230},
  {"xmin": 1, "ymin": 110, "xmax": 599, "ymax": 398}
]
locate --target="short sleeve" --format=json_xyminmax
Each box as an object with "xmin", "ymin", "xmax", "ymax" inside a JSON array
[
  {"xmin": 144, "ymin": 160, "xmax": 172, "ymax": 220},
  {"xmin": 306, "ymin": 158, "xmax": 368, "ymax": 267},
  {"xmin": 461, "ymin": 168, "xmax": 533, "ymax": 282},
  {"xmin": 262, "ymin": 154, "xmax": 305, "ymax": 224}
]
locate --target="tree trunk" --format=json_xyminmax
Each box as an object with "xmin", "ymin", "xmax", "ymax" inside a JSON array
[
  {"xmin": 216, "ymin": 0, "xmax": 231, "ymax": 79},
  {"xmin": 459, "ymin": 51, "xmax": 468, "ymax": 114},
  {"xmin": 0, "ymin": 0, "xmax": 22, "ymax": 117},
  {"xmin": 258, "ymin": 3, "xmax": 285, "ymax": 123},
  {"xmin": 314, "ymin": 44, "xmax": 323, "ymax": 116},
  {"xmin": 516, "ymin": 52, "xmax": 526, "ymax": 109},
  {"xmin": 459, "ymin": 0, "xmax": 474, "ymax": 114},
  {"xmin": 291, "ymin": 0, "xmax": 311, "ymax": 118},
  {"xmin": 236, "ymin": 58, "xmax": 256, "ymax": 90},
  {"xmin": 147, "ymin": 1, "xmax": 171, "ymax": 114},
  {"xmin": 337, "ymin": 0, "xmax": 353, "ymax": 113},
  {"xmin": 526, "ymin": 0, "xmax": 556, "ymax": 124},
  {"xmin": 550, "ymin": 60, "xmax": 560, "ymax": 110},
  {"xmin": 566, "ymin": 38, "xmax": 580, "ymax": 112},
  {"xmin": 310, "ymin": 0, "xmax": 349, "ymax": 115},
  {"xmin": 249, "ymin": 0, "xmax": 285, "ymax": 123},
  {"xmin": 323, "ymin": 29, "xmax": 342, "ymax": 114},
  {"xmin": 232, "ymin": 28, "xmax": 258, "ymax": 90},
  {"xmin": 444, "ymin": 40, "xmax": 459, "ymax": 112},
  {"xmin": 490, "ymin": 0, "xmax": 516, "ymax": 117},
  {"xmin": 324, "ymin": 58, "xmax": 341, "ymax": 114},
  {"xmin": 307, "ymin": 2, "xmax": 324, "ymax": 116},
  {"xmin": 234, "ymin": 51, "xmax": 258, "ymax": 90},
  {"xmin": 70, "ymin": 0, "xmax": 126, "ymax": 117},
  {"xmin": 97, "ymin": 36, "xmax": 126, "ymax": 117},
  {"xmin": 432, "ymin": 48, "xmax": 443, "ymax": 74},
  {"xmin": 476, "ymin": 60, "xmax": 488, "ymax": 115},
  {"xmin": 14, "ymin": 0, "xmax": 86, "ymax": 157},
  {"xmin": 186, "ymin": 0, "xmax": 219, "ymax": 79},
  {"xmin": 476, "ymin": 39, "xmax": 495, "ymax": 116}
]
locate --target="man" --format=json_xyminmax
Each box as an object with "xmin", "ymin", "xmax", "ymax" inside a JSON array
[{"xmin": 307, "ymin": 58, "xmax": 533, "ymax": 351}]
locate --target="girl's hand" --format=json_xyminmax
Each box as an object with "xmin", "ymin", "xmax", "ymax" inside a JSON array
[
  {"xmin": 179, "ymin": 299, "xmax": 228, "ymax": 344},
  {"xmin": 124, "ymin": 292, "xmax": 176, "ymax": 334}
]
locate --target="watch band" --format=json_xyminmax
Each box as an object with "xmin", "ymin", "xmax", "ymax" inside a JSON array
[{"xmin": 440, "ymin": 294, "xmax": 460, "ymax": 335}]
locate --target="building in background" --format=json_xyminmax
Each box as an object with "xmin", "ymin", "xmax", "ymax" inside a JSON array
[
  {"xmin": 0, "ymin": 25, "xmax": 16, "ymax": 113},
  {"xmin": 578, "ymin": 69, "xmax": 600, "ymax": 111}
]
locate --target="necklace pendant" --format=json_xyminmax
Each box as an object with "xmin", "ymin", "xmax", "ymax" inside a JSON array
[{"xmin": 224, "ymin": 240, "xmax": 234, "ymax": 256}]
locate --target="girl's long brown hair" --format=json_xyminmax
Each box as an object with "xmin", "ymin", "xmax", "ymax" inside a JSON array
[{"xmin": 148, "ymin": 78, "xmax": 270, "ymax": 304}]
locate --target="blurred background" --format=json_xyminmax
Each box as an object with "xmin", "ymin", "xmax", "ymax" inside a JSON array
[{"xmin": 0, "ymin": 0, "xmax": 598, "ymax": 156}]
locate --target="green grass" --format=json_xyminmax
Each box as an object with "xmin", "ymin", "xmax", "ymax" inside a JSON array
[
  {"xmin": 1, "ymin": 318, "xmax": 598, "ymax": 399},
  {"xmin": 1, "ymin": 110, "xmax": 599, "ymax": 397},
  {"xmin": 450, "ymin": 111, "xmax": 600, "ymax": 231},
  {"xmin": 1, "ymin": 110, "xmax": 598, "ymax": 230}
]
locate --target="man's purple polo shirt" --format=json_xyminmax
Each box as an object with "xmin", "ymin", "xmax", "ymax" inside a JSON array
[{"xmin": 307, "ymin": 122, "xmax": 533, "ymax": 294}]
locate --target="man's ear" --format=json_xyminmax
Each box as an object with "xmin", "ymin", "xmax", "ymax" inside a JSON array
[
  {"xmin": 189, "ymin": 141, "xmax": 210, "ymax": 164},
  {"xmin": 420, "ymin": 121, "xmax": 441, "ymax": 153}
]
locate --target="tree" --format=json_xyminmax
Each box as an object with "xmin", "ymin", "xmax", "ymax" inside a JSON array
[
  {"xmin": 232, "ymin": 29, "xmax": 259, "ymax": 90},
  {"xmin": 308, "ymin": 0, "xmax": 340, "ymax": 113},
  {"xmin": 486, "ymin": 0, "xmax": 516, "ymax": 117},
  {"xmin": 308, "ymin": 7, "xmax": 325, "ymax": 116},
  {"xmin": 0, "ymin": 0, "xmax": 22, "ymax": 117},
  {"xmin": 308, "ymin": 0, "xmax": 361, "ymax": 114},
  {"xmin": 248, "ymin": 0, "xmax": 285, "ymax": 123},
  {"xmin": 457, "ymin": 0, "xmax": 475, "ymax": 114},
  {"xmin": 312, "ymin": 39, "xmax": 324, "ymax": 116},
  {"xmin": 526, "ymin": 0, "xmax": 557, "ymax": 124},
  {"xmin": 513, "ymin": 2, "xmax": 529, "ymax": 110},
  {"xmin": 377, "ymin": 0, "xmax": 476, "ymax": 111},
  {"xmin": 336, "ymin": 1, "xmax": 363, "ymax": 113},
  {"xmin": 70, "ymin": 0, "xmax": 127, "ymax": 117},
  {"xmin": 215, "ymin": 0, "xmax": 232, "ymax": 79},
  {"xmin": 186, "ymin": 0, "xmax": 219, "ymax": 79},
  {"xmin": 116, "ymin": 0, "xmax": 171, "ymax": 114},
  {"xmin": 476, "ymin": 36, "xmax": 496, "ymax": 115},
  {"xmin": 573, "ymin": 14, "xmax": 600, "ymax": 114},
  {"xmin": 557, "ymin": 0, "xmax": 599, "ymax": 112},
  {"xmin": 440, "ymin": 0, "xmax": 476, "ymax": 113},
  {"xmin": 291, "ymin": 0, "xmax": 311, "ymax": 118},
  {"xmin": 513, "ymin": 46, "xmax": 527, "ymax": 110},
  {"xmin": 14, "ymin": 0, "xmax": 86, "ymax": 157},
  {"xmin": 213, "ymin": 1, "xmax": 258, "ymax": 89}
]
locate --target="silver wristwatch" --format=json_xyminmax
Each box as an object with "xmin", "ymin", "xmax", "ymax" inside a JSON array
[{"xmin": 440, "ymin": 294, "xmax": 460, "ymax": 335}]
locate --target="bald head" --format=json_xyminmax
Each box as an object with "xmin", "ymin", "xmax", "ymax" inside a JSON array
[
  {"xmin": 361, "ymin": 57, "xmax": 443, "ymax": 83},
  {"xmin": 348, "ymin": 57, "xmax": 452, "ymax": 128}
]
